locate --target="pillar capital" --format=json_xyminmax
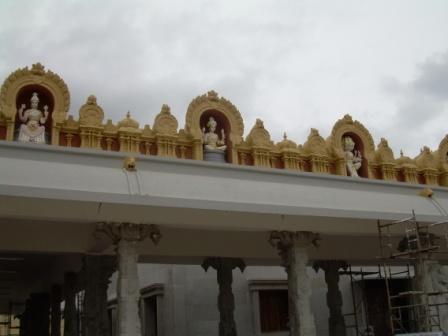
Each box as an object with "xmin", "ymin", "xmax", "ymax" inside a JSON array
[
  {"xmin": 95, "ymin": 222, "xmax": 161, "ymax": 244},
  {"xmin": 202, "ymin": 257, "xmax": 246, "ymax": 273},
  {"xmin": 202, "ymin": 257, "xmax": 245, "ymax": 336},
  {"xmin": 269, "ymin": 230, "xmax": 320, "ymax": 249},
  {"xmin": 269, "ymin": 231, "xmax": 320, "ymax": 269}
]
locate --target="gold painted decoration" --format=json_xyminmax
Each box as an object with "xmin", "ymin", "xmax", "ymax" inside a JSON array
[
  {"xmin": 185, "ymin": 91, "xmax": 244, "ymax": 141},
  {"xmin": 276, "ymin": 132, "xmax": 298, "ymax": 151},
  {"xmin": 415, "ymin": 146, "xmax": 439, "ymax": 185},
  {"xmin": 103, "ymin": 119, "xmax": 118, "ymax": 134},
  {"xmin": 375, "ymin": 138, "xmax": 394, "ymax": 163},
  {"xmin": 303, "ymin": 128, "xmax": 330, "ymax": 173},
  {"xmin": 0, "ymin": 63, "xmax": 70, "ymax": 121},
  {"xmin": 415, "ymin": 146, "xmax": 438, "ymax": 170},
  {"xmin": 63, "ymin": 115, "xmax": 79, "ymax": 131},
  {"xmin": 118, "ymin": 111, "xmax": 139, "ymax": 130},
  {"xmin": 329, "ymin": 114, "xmax": 375, "ymax": 153},
  {"xmin": 79, "ymin": 95, "xmax": 104, "ymax": 127},
  {"xmin": 303, "ymin": 129, "xmax": 327, "ymax": 156},
  {"xmin": 123, "ymin": 157, "xmax": 137, "ymax": 171},
  {"xmin": 1, "ymin": 64, "xmax": 448, "ymax": 188},
  {"xmin": 153, "ymin": 104, "xmax": 178, "ymax": 135},
  {"xmin": 245, "ymin": 119, "xmax": 273, "ymax": 148},
  {"xmin": 0, "ymin": 63, "xmax": 70, "ymax": 144}
]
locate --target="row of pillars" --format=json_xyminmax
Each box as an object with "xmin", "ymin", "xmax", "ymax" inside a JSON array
[{"xmin": 19, "ymin": 224, "xmax": 350, "ymax": 336}]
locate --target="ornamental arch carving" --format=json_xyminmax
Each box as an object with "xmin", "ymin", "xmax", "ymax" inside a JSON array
[
  {"xmin": 0, "ymin": 63, "xmax": 70, "ymax": 145},
  {"xmin": 0, "ymin": 63, "xmax": 447, "ymax": 188},
  {"xmin": 185, "ymin": 90, "xmax": 244, "ymax": 162},
  {"xmin": 438, "ymin": 136, "xmax": 448, "ymax": 167},
  {"xmin": 328, "ymin": 114, "xmax": 375, "ymax": 178}
]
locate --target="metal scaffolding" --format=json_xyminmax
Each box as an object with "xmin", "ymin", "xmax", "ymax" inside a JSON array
[{"xmin": 377, "ymin": 211, "xmax": 448, "ymax": 335}]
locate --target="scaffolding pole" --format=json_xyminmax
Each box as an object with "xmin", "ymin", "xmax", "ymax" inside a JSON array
[{"xmin": 377, "ymin": 211, "xmax": 448, "ymax": 335}]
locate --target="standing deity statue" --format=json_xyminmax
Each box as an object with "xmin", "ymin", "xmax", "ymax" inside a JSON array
[
  {"xmin": 343, "ymin": 136, "xmax": 362, "ymax": 177},
  {"xmin": 17, "ymin": 92, "xmax": 49, "ymax": 144},
  {"xmin": 202, "ymin": 117, "xmax": 227, "ymax": 152}
]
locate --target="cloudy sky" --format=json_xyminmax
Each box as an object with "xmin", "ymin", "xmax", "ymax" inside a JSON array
[{"xmin": 1, "ymin": 0, "xmax": 447, "ymax": 156}]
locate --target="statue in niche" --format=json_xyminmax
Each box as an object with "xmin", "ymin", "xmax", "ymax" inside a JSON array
[
  {"xmin": 17, "ymin": 92, "xmax": 49, "ymax": 144},
  {"xmin": 343, "ymin": 136, "xmax": 362, "ymax": 177},
  {"xmin": 202, "ymin": 117, "xmax": 226, "ymax": 151},
  {"xmin": 202, "ymin": 116, "xmax": 227, "ymax": 162}
]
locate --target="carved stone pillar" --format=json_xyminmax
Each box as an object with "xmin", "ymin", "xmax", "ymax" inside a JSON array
[
  {"xmin": 312, "ymin": 260, "xmax": 348, "ymax": 336},
  {"xmin": 202, "ymin": 257, "xmax": 246, "ymax": 336},
  {"xmin": 63, "ymin": 272, "xmax": 78, "ymax": 336},
  {"xmin": 269, "ymin": 231, "xmax": 320, "ymax": 336},
  {"xmin": 95, "ymin": 222, "xmax": 161, "ymax": 336},
  {"xmin": 51, "ymin": 285, "xmax": 62, "ymax": 336},
  {"xmin": 82, "ymin": 255, "xmax": 116, "ymax": 336}
]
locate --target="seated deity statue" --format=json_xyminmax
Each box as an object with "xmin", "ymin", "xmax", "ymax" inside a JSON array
[
  {"xmin": 343, "ymin": 136, "xmax": 362, "ymax": 177},
  {"xmin": 17, "ymin": 92, "xmax": 49, "ymax": 144},
  {"xmin": 202, "ymin": 117, "xmax": 227, "ymax": 152}
]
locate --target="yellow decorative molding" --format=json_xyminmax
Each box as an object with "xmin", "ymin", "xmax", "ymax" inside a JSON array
[
  {"xmin": 303, "ymin": 128, "xmax": 330, "ymax": 174},
  {"xmin": 244, "ymin": 119, "xmax": 274, "ymax": 168},
  {"xmin": 328, "ymin": 114, "xmax": 375, "ymax": 177},
  {"xmin": 123, "ymin": 157, "xmax": 137, "ymax": 171},
  {"xmin": 79, "ymin": 95, "xmax": 104, "ymax": 127},
  {"xmin": 276, "ymin": 133, "xmax": 303, "ymax": 171},
  {"xmin": 415, "ymin": 146, "xmax": 439, "ymax": 185},
  {"xmin": 153, "ymin": 104, "xmax": 178, "ymax": 136},
  {"xmin": 395, "ymin": 152, "xmax": 419, "ymax": 184},
  {"xmin": 374, "ymin": 138, "xmax": 396, "ymax": 181},
  {"xmin": 0, "ymin": 63, "xmax": 70, "ymax": 144},
  {"xmin": 185, "ymin": 91, "xmax": 244, "ymax": 139},
  {"xmin": 1, "ymin": 64, "xmax": 448, "ymax": 188},
  {"xmin": 245, "ymin": 119, "xmax": 273, "ymax": 148},
  {"xmin": 185, "ymin": 91, "xmax": 244, "ymax": 162},
  {"xmin": 118, "ymin": 111, "xmax": 140, "ymax": 131}
]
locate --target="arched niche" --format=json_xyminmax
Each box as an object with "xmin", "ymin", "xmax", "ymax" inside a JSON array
[
  {"xmin": 438, "ymin": 135, "xmax": 448, "ymax": 167},
  {"xmin": 200, "ymin": 109, "xmax": 232, "ymax": 163},
  {"xmin": 0, "ymin": 63, "xmax": 70, "ymax": 145},
  {"xmin": 329, "ymin": 114, "xmax": 375, "ymax": 178},
  {"xmin": 185, "ymin": 91, "xmax": 244, "ymax": 163},
  {"xmin": 14, "ymin": 85, "xmax": 54, "ymax": 143}
]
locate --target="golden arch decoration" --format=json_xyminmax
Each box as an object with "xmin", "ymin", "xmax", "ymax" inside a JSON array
[
  {"xmin": 0, "ymin": 63, "xmax": 70, "ymax": 144},
  {"xmin": 184, "ymin": 90, "xmax": 244, "ymax": 161},
  {"xmin": 329, "ymin": 114, "xmax": 376, "ymax": 177},
  {"xmin": 438, "ymin": 135, "xmax": 448, "ymax": 164},
  {"xmin": 438, "ymin": 135, "xmax": 448, "ymax": 186}
]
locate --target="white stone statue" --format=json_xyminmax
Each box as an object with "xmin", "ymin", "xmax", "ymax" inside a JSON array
[
  {"xmin": 17, "ymin": 92, "xmax": 49, "ymax": 144},
  {"xmin": 202, "ymin": 117, "xmax": 226, "ymax": 151},
  {"xmin": 343, "ymin": 136, "xmax": 362, "ymax": 177}
]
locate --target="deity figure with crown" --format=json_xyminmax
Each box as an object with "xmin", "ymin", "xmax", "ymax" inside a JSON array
[
  {"xmin": 343, "ymin": 136, "xmax": 362, "ymax": 177},
  {"xmin": 17, "ymin": 92, "xmax": 49, "ymax": 144},
  {"xmin": 202, "ymin": 116, "xmax": 227, "ymax": 162}
]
